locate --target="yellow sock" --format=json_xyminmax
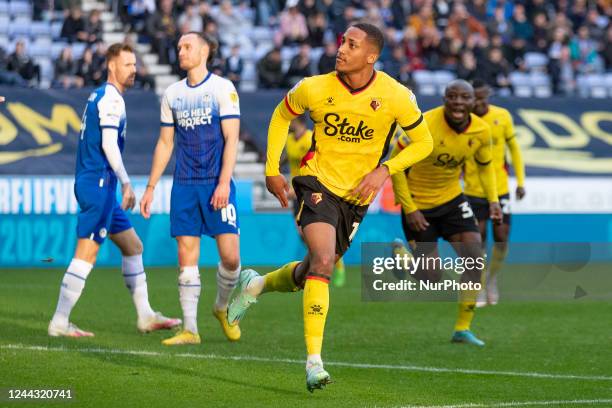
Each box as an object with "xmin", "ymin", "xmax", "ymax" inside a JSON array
[
  {"xmin": 303, "ymin": 276, "xmax": 330, "ymax": 356},
  {"xmin": 455, "ymin": 301, "xmax": 476, "ymax": 331},
  {"xmin": 488, "ymin": 245, "xmax": 508, "ymax": 279},
  {"xmin": 263, "ymin": 261, "xmax": 300, "ymax": 293}
]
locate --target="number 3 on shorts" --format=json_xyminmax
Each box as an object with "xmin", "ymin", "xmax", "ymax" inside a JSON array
[{"xmin": 459, "ymin": 201, "xmax": 474, "ymax": 219}]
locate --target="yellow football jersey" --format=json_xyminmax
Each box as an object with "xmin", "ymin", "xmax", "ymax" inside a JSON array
[
  {"xmin": 286, "ymin": 129, "xmax": 313, "ymax": 179},
  {"xmin": 463, "ymin": 105, "xmax": 525, "ymax": 198},
  {"xmin": 392, "ymin": 106, "xmax": 495, "ymax": 210},
  {"xmin": 266, "ymin": 70, "xmax": 433, "ymax": 204}
]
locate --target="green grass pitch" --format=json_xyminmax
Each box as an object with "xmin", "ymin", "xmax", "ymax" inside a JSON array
[{"xmin": 1, "ymin": 266, "xmax": 611, "ymax": 407}]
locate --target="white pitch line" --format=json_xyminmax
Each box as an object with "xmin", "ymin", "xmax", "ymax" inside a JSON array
[
  {"xmin": 400, "ymin": 399, "xmax": 612, "ymax": 408},
  {"xmin": 2, "ymin": 343, "xmax": 612, "ymax": 383}
]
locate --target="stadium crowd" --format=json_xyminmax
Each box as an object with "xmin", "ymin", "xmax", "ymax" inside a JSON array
[{"xmin": 0, "ymin": 0, "xmax": 611, "ymax": 94}]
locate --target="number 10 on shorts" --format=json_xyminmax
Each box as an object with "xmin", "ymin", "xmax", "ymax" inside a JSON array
[{"xmin": 221, "ymin": 204, "xmax": 237, "ymax": 227}]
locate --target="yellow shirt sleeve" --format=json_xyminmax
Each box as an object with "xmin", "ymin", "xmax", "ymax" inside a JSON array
[
  {"xmin": 389, "ymin": 138, "xmax": 418, "ymax": 213},
  {"xmin": 265, "ymin": 79, "xmax": 310, "ymax": 176},
  {"xmin": 504, "ymin": 112, "xmax": 525, "ymax": 187},
  {"xmin": 474, "ymin": 125, "xmax": 498, "ymax": 202},
  {"xmin": 382, "ymin": 85, "xmax": 433, "ymax": 175}
]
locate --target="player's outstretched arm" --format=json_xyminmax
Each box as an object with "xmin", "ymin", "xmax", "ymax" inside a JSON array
[
  {"xmin": 101, "ymin": 127, "xmax": 135, "ymax": 210},
  {"xmin": 475, "ymin": 133, "xmax": 502, "ymax": 224},
  {"xmin": 211, "ymin": 118, "xmax": 240, "ymax": 210},
  {"xmin": 507, "ymin": 136, "xmax": 526, "ymax": 200},
  {"xmin": 140, "ymin": 126, "xmax": 174, "ymax": 219},
  {"xmin": 388, "ymin": 139, "xmax": 429, "ymax": 231},
  {"xmin": 265, "ymin": 102, "xmax": 294, "ymax": 208}
]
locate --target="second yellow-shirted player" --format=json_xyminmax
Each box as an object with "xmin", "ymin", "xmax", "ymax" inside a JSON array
[
  {"xmin": 228, "ymin": 23, "xmax": 433, "ymax": 392},
  {"xmin": 286, "ymin": 117, "xmax": 347, "ymax": 287},
  {"xmin": 391, "ymin": 79, "xmax": 502, "ymax": 347},
  {"xmin": 465, "ymin": 79, "xmax": 526, "ymax": 307}
]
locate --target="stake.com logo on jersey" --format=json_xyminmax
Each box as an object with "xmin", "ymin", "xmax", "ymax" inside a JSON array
[{"xmin": 323, "ymin": 113, "xmax": 374, "ymax": 143}]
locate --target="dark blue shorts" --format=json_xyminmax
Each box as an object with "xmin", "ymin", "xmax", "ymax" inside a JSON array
[
  {"xmin": 170, "ymin": 181, "xmax": 240, "ymax": 238},
  {"xmin": 75, "ymin": 175, "xmax": 132, "ymax": 244}
]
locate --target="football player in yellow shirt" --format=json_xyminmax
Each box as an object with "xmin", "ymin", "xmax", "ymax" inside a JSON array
[
  {"xmin": 228, "ymin": 23, "xmax": 434, "ymax": 391},
  {"xmin": 391, "ymin": 79, "xmax": 503, "ymax": 347},
  {"xmin": 286, "ymin": 116, "xmax": 347, "ymax": 287},
  {"xmin": 465, "ymin": 79, "xmax": 526, "ymax": 307}
]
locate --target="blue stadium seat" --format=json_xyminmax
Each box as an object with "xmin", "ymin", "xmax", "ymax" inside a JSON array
[
  {"xmin": 413, "ymin": 70, "xmax": 436, "ymax": 96},
  {"xmin": 434, "ymin": 70, "xmax": 456, "ymax": 94},
  {"xmin": 0, "ymin": 15, "xmax": 9, "ymax": 35},
  {"xmin": 71, "ymin": 42, "xmax": 87, "ymax": 59},
  {"xmin": 30, "ymin": 22, "xmax": 52, "ymax": 38},
  {"xmin": 524, "ymin": 52, "xmax": 549, "ymax": 72},
  {"xmin": 529, "ymin": 72, "xmax": 552, "ymax": 97},
  {"xmin": 9, "ymin": 1, "xmax": 31, "ymax": 18},
  {"xmin": 0, "ymin": 34, "xmax": 9, "ymax": 49},
  {"xmin": 0, "ymin": 1, "xmax": 8, "ymax": 14},
  {"xmin": 51, "ymin": 42, "xmax": 67, "ymax": 59},
  {"xmin": 8, "ymin": 18, "xmax": 31, "ymax": 39},
  {"xmin": 29, "ymin": 38, "xmax": 53, "ymax": 58},
  {"xmin": 51, "ymin": 21, "xmax": 63, "ymax": 39},
  {"xmin": 509, "ymin": 72, "xmax": 531, "ymax": 97}
]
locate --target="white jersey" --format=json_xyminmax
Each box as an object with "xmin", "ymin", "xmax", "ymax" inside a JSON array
[{"xmin": 160, "ymin": 73, "xmax": 240, "ymax": 184}]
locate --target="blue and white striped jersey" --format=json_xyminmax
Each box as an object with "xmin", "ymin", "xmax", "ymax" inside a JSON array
[
  {"xmin": 160, "ymin": 72, "xmax": 240, "ymax": 185},
  {"xmin": 75, "ymin": 83, "xmax": 127, "ymax": 182}
]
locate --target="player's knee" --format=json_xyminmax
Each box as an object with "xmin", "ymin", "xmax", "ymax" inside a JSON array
[
  {"xmin": 220, "ymin": 256, "xmax": 240, "ymax": 272},
  {"xmin": 122, "ymin": 238, "xmax": 143, "ymax": 257},
  {"xmin": 309, "ymin": 253, "xmax": 335, "ymax": 276}
]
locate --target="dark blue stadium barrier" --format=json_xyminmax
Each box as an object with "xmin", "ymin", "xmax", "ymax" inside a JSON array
[{"xmin": 1, "ymin": 87, "xmax": 611, "ymax": 177}]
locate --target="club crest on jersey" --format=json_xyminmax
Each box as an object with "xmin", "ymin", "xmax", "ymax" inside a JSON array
[
  {"xmin": 370, "ymin": 98, "xmax": 382, "ymax": 111},
  {"xmin": 311, "ymin": 193, "xmax": 323, "ymax": 205},
  {"xmin": 202, "ymin": 93, "xmax": 213, "ymax": 104},
  {"xmin": 325, "ymin": 96, "xmax": 335, "ymax": 105}
]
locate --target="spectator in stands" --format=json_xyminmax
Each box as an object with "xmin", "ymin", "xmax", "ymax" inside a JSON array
[
  {"xmin": 468, "ymin": 0, "xmax": 488, "ymax": 22},
  {"xmin": 224, "ymin": 45, "xmax": 243, "ymax": 87},
  {"xmin": 317, "ymin": 41, "xmax": 337, "ymax": 74},
  {"xmin": 178, "ymin": 3, "xmax": 203, "ymax": 33},
  {"xmin": 532, "ymin": 12, "xmax": 550, "ymax": 53},
  {"xmin": 7, "ymin": 40, "xmax": 41, "ymax": 86},
  {"xmin": 407, "ymin": 5, "xmax": 435, "ymax": 38},
  {"xmin": 276, "ymin": 3, "xmax": 308, "ymax": 46},
  {"xmin": 298, "ymin": 0, "xmax": 324, "ymax": 20},
  {"xmin": 384, "ymin": 45, "xmax": 408, "ymax": 84},
  {"xmin": 548, "ymin": 27, "xmax": 571, "ymax": 94},
  {"xmin": 285, "ymin": 43, "xmax": 312, "ymax": 87},
  {"xmin": 54, "ymin": 47, "xmax": 83, "ymax": 88},
  {"xmin": 61, "ymin": 6, "xmax": 88, "ymax": 43},
  {"xmin": 92, "ymin": 41, "xmax": 107, "ymax": 73},
  {"xmin": 511, "ymin": 4, "xmax": 533, "ymax": 42},
  {"xmin": 447, "ymin": 3, "xmax": 487, "ymax": 42},
  {"xmin": 125, "ymin": 0, "xmax": 156, "ymax": 33},
  {"xmin": 584, "ymin": 9, "xmax": 607, "ymax": 43},
  {"xmin": 213, "ymin": 0, "xmax": 252, "ymax": 49},
  {"xmin": 86, "ymin": 10, "xmax": 103, "ymax": 45},
  {"xmin": 76, "ymin": 47, "xmax": 102, "ymax": 86},
  {"xmin": 257, "ymin": 47, "xmax": 283, "ymax": 89},
  {"xmin": 457, "ymin": 50, "xmax": 478, "ymax": 82},
  {"xmin": 402, "ymin": 26, "xmax": 425, "ymax": 71},
  {"xmin": 125, "ymin": 35, "xmax": 155, "ymax": 90},
  {"xmin": 432, "ymin": 0, "xmax": 452, "ymax": 29},
  {"xmin": 0, "ymin": 46, "xmax": 28, "ymax": 86},
  {"xmin": 602, "ymin": 26, "xmax": 612, "ymax": 71},
  {"xmin": 199, "ymin": 2, "xmax": 215, "ymax": 32},
  {"xmin": 438, "ymin": 26, "xmax": 464, "ymax": 70},
  {"xmin": 307, "ymin": 12, "xmax": 327, "ymax": 48},
  {"xmin": 478, "ymin": 47, "xmax": 510, "ymax": 90},
  {"xmin": 570, "ymin": 25, "xmax": 604, "ymax": 74},
  {"xmin": 146, "ymin": 0, "xmax": 177, "ymax": 66}
]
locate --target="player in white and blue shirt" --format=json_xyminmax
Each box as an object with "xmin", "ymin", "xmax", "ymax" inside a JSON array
[
  {"xmin": 140, "ymin": 32, "xmax": 242, "ymax": 345},
  {"xmin": 48, "ymin": 44, "xmax": 180, "ymax": 338}
]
